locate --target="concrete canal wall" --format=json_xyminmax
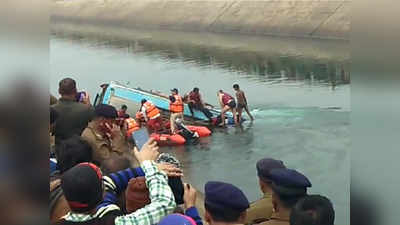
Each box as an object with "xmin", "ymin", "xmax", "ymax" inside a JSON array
[{"xmin": 52, "ymin": 0, "xmax": 350, "ymax": 40}]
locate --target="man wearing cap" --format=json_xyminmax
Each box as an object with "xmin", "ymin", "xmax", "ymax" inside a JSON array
[
  {"xmin": 245, "ymin": 158, "xmax": 287, "ymax": 224},
  {"xmin": 204, "ymin": 181, "xmax": 250, "ymax": 225},
  {"xmin": 52, "ymin": 78, "xmax": 95, "ymax": 145},
  {"xmin": 81, "ymin": 104, "xmax": 129, "ymax": 164},
  {"xmin": 260, "ymin": 168, "xmax": 312, "ymax": 225}
]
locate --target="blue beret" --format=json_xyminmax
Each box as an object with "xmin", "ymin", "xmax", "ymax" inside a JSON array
[
  {"xmin": 95, "ymin": 104, "xmax": 118, "ymax": 118},
  {"xmin": 269, "ymin": 168, "xmax": 312, "ymax": 196},
  {"xmin": 205, "ymin": 181, "xmax": 249, "ymax": 212},
  {"xmin": 159, "ymin": 214, "xmax": 196, "ymax": 225},
  {"xmin": 256, "ymin": 158, "xmax": 286, "ymax": 182}
]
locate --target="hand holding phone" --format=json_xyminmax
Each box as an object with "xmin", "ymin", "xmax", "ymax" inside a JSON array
[
  {"xmin": 132, "ymin": 128, "xmax": 150, "ymax": 150},
  {"xmin": 183, "ymin": 183, "xmax": 197, "ymax": 209},
  {"xmin": 133, "ymin": 137, "xmax": 159, "ymax": 164}
]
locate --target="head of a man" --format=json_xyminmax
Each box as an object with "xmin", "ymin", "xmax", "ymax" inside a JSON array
[
  {"xmin": 193, "ymin": 87, "xmax": 199, "ymax": 93},
  {"xmin": 233, "ymin": 84, "xmax": 240, "ymax": 91},
  {"xmin": 217, "ymin": 90, "xmax": 224, "ymax": 96},
  {"xmin": 290, "ymin": 194, "xmax": 335, "ymax": 225},
  {"xmin": 121, "ymin": 105, "xmax": 128, "ymax": 112},
  {"xmin": 58, "ymin": 78, "xmax": 77, "ymax": 98},
  {"xmin": 171, "ymin": 88, "xmax": 178, "ymax": 95},
  {"xmin": 256, "ymin": 158, "xmax": 286, "ymax": 193},
  {"xmin": 269, "ymin": 168, "xmax": 312, "ymax": 213},
  {"xmin": 61, "ymin": 163, "xmax": 104, "ymax": 214},
  {"xmin": 204, "ymin": 181, "xmax": 249, "ymax": 225},
  {"xmin": 55, "ymin": 135, "xmax": 94, "ymax": 174},
  {"xmin": 94, "ymin": 104, "xmax": 118, "ymax": 125}
]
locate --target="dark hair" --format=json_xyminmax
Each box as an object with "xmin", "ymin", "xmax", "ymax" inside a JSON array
[
  {"xmin": 58, "ymin": 78, "xmax": 76, "ymax": 95},
  {"xmin": 55, "ymin": 136, "xmax": 93, "ymax": 173},
  {"xmin": 279, "ymin": 194, "xmax": 307, "ymax": 209},
  {"xmin": 121, "ymin": 105, "xmax": 128, "ymax": 110},
  {"xmin": 218, "ymin": 90, "xmax": 223, "ymax": 93},
  {"xmin": 193, "ymin": 87, "xmax": 199, "ymax": 93},
  {"xmin": 290, "ymin": 195, "xmax": 335, "ymax": 225},
  {"xmin": 141, "ymin": 99, "xmax": 147, "ymax": 104},
  {"xmin": 205, "ymin": 203, "xmax": 242, "ymax": 222},
  {"xmin": 233, "ymin": 84, "xmax": 239, "ymax": 89}
]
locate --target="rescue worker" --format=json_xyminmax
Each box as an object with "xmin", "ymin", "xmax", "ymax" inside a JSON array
[
  {"xmin": 169, "ymin": 88, "xmax": 184, "ymax": 134},
  {"xmin": 116, "ymin": 105, "xmax": 128, "ymax": 127},
  {"xmin": 187, "ymin": 87, "xmax": 213, "ymax": 121},
  {"xmin": 259, "ymin": 168, "xmax": 312, "ymax": 225},
  {"xmin": 140, "ymin": 99, "xmax": 164, "ymax": 133},
  {"xmin": 125, "ymin": 116, "xmax": 141, "ymax": 139},
  {"xmin": 233, "ymin": 84, "xmax": 254, "ymax": 122},
  {"xmin": 245, "ymin": 158, "xmax": 287, "ymax": 224},
  {"xmin": 204, "ymin": 181, "xmax": 250, "ymax": 225},
  {"xmin": 217, "ymin": 90, "xmax": 238, "ymax": 126}
]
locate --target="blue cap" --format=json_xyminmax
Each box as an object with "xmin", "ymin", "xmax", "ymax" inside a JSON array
[
  {"xmin": 205, "ymin": 181, "xmax": 249, "ymax": 212},
  {"xmin": 269, "ymin": 168, "xmax": 312, "ymax": 196},
  {"xmin": 256, "ymin": 158, "xmax": 286, "ymax": 183},
  {"xmin": 159, "ymin": 214, "xmax": 196, "ymax": 225}
]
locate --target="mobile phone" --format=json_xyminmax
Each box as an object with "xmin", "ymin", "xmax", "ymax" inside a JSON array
[{"xmin": 131, "ymin": 127, "xmax": 150, "ymax": 150}]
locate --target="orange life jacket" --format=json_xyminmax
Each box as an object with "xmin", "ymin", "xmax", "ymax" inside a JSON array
[
  {"xmin": 125, "ymin": 118, "xmax": 140, "ymax": 138},
  {"xmin": 143, "ymin": 101, "xmax": 160, "ymax": 120},
  {"xmin": 170, "ymin": 95, "xmax": 184, "ymax": 113}
]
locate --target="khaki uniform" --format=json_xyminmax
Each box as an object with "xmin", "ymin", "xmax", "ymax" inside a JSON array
[
  {"xmin": 245, "ymin": 192, "xmax": 273, "ymax": 224},
  {"xmin": 259, "ymin": 211, "xmax": 290, "ymax": 225},
  {"xmin": 81, "ymin": 121, "xmax": 128, "ymax": 163}
]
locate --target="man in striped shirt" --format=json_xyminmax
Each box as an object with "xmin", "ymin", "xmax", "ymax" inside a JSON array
[{"xmin": 54, "ymin": 138, "xmax": 179, "ymax": 225}]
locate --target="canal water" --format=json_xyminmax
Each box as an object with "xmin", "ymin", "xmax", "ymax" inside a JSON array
[{"xmin": 50, "ymin": 30, "xmax": 350, "ymax": 225}]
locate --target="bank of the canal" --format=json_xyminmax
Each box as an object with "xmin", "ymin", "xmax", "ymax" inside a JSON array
[
  {"xmin": 50, "ymin": 29, "xmax": 349, "ymax": 225},
  {"xmin": 52, "ymin": 0, "xmax": 350, "ymax": 40}
]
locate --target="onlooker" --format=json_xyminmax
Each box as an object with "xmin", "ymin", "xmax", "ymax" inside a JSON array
[
  {"xmin": 245, "ymin": 158, "xmax": 286, "ymax": 224},
  {"xmin": 259, "ymin": 168, "xmax": 312, "ymax": 225},
  {"xmin": 204, "ymin": 181, "xmax": 249, "ymax": 225},
  {"xmin": 51, "ymin": 94, "xmax": 58, "ymax": 105},
  {"xmin": 290, "ymin": 195, "xmax": 335, "ymax": 225},
  {"xmin": 81, "ymin": 104, "xmax": 128, "ymax": 164},
  {"xmin": 52, "ymin": 78, "xmax": 94, "ymax": 144},
  {"xmin": 50, "ymin": 136, "xmax": 94, "ymax": 223},
  {"xmin": 54, "ymin": 138, "xmax": 177, "ymax": 225},
  {"xmin": 233, "ymin": 84, "xmax": 254, "ymax": 121},
  {"xmin": 52, "ymin": 135, "xmax": 94, "ymax": 178},
  {"xmin": 158, "ymin": 213, "xmax": 199, "ymax": 225}
]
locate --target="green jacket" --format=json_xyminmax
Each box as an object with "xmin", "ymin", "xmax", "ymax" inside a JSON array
[{"xmin": 52, "ymin": 98, "xmax": 94, "ymax": 144}]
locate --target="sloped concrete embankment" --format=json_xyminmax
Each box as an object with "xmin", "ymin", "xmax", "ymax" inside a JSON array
[{"xmin": 52, "ymin": 0, "xmax": 350, "ymax": 40}]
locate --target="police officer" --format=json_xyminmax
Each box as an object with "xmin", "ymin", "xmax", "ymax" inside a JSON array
[
  {"xmin": 204, "ymin": 181, "xmax": 250, "ymax": 225},
  {"xmin": 245, "ymin": 158, "xmax": 287, "ymax": 224},
  {"xmin": 260, "ymin": 168, "xmax": 312, "ymax": 225}
]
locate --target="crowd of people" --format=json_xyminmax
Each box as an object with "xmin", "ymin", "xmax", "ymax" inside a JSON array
[{"xmin": 50, "ymin": 77, "xmax": 335, "ymax": 225}]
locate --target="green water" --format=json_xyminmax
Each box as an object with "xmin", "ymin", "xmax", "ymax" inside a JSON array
[{"xmin": 50, "ymin": 31, "xmax": 349, "ymax": 225}]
